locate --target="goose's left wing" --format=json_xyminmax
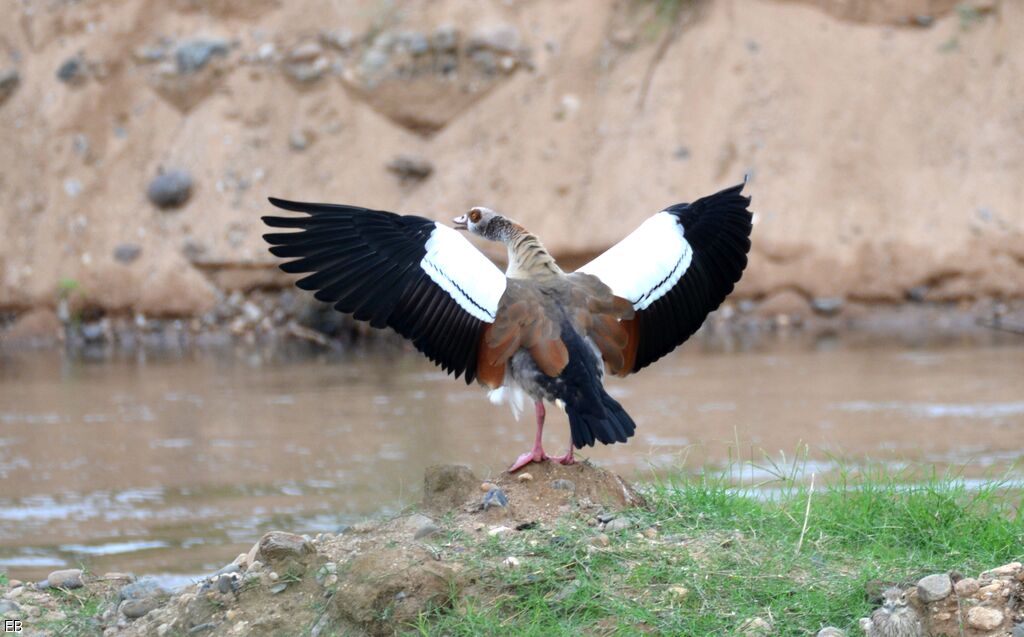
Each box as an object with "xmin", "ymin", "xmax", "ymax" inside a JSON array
[
  {"xmin": 576, "ymin": 183, "xmax": 752, "ymax": 375},
  {"xmin": 263, "ymin": 198, "xmax": 506, "ymax": 383}
]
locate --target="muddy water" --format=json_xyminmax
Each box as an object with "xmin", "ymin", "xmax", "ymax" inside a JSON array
[{"xmin": 1, "ymin": 336, "xmax": 1022, "ymax": 583}]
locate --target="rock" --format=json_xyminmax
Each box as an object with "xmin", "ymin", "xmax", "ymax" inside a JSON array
[
  {"xmin": 810, "ymin": 297, "xmax": 845, "ymax": 316},
  {"xmin": 120, "ymin": 596, "xmax": 160, "ymax": 619},
  {"xmin": 668, "ymin": 586, "xmax": 689, "ymax": 601},
  {"xmin": 488, "ymin": 526, "xmax": 513, "ymax": 537},
  {"xmin": 1012, "ymin": 622, "xmax": 1024, "ymax": 637},
  {"xmin": 604, "ymin": 518, "xmax": 633, "ymax": 533},
  {"xmin": 966, "ymin": 606, "xmax": 1004, "ymax": 631},
  {"xmin": 642, "ymin": 527, "xmax": 658, "ymax": 539},
  {"xmin": 256, "ymin": 531, "xmax": 314, "ymax": 565},
  {"xmin": 982, "ymin": 561, "xmax": 1022, "ymax": 578},
  {"xmin": 113, "ymin": 243, "xmax": 142, "ymax": 264},
  {"xmin": 3, "ymin": 308, "xmax": 62, "ymax": 343},
  {"xmin": 413, "ymin": 523, "xmax": 441, "ymax": 540},
  {"xmin": 398, "ymin": 32, "xmax": 430, "ymax": 56},
  {"xmin": 756, "ymin": 290, "xmax": 809, "ymax": 320},
  {"xmin": 120, "ymin": 578, "xmax": 169, "ymax": 601},
  {"xmin": 502, "ymin": 556, "xmax": 520, "ymax": 568},
  {"xmin": 591, "ymin": 533, "xmax": 610, "ymax": 547},
  {"xmin": 214, "ymin": 574, "xmax": 237, "ymax": 594},
  {"xmin": 47, "ymin": 569, "xmax": 83, "ymax": 589},
  {"xmin": 517, "ymin": 472, "xmax": 533, "ymax": 482},
  {"xmin": 916, "ymin": 573, "xmax": 952, "ymax": 602},
  {"xmin": 596, "ymin": 513, "xmax": 615, "ymax": 524},
  {"xmin": 332, "ymin": 547, "xmax": 461, "ymax": 632},
  {"xmin": 0, "ymin": 69, "xmax": 19, "ymax": 105},
  {"xmin": 739, "ymin": 617, "xmax": 772, "ymax": 635},
  {"xmin": 422, "ymin": 465, "xmax": 477, "ymax": 512},
  {"xmin": 147, "ymin": 169, "xmax": 193, "ymax": 208},
  {"xmin": 954, "ymin": 577, "xmax": 979, "ymax": 596},
  {"xmin": 467, "ymin": 24, "xmax": 521, "ymax": 55},
  {"xmin": 550, "ymin": 479, "xmax": 576, "ymax": 491},
  {"xmin": 816, "ymin": 629, "xmax": 846, "ymax": 637},
  {"xmin": 0, "ymin": 599, "xmax": 21, "ymax": 616},
  {"xmin": 321, "ymin": 29, "xmax": 354, "ymax": 52},
  {"xmin": 431, "ymin": 25, "xmax": 459, "ymax": 52},
  {"xmin": 285, "ymin": 57, "xmax": 328, "ymax": 83},
  {"xmin": 269, "ymin": 583, "xmax": 288, "ymax": 594},
  {"xmin": 288, "ymin": 129, "xmax": 310, "ymax": 151},
  {"xmin": 57, "ymin": 56, "xmax": 86, "ymax": 84},
  {"xmin": 288, "ymin": 42, "xmax": 323, "ymax": 62},
  {"xmin": 482, "ymin": 487, "xmax": 508, "ymax": 510},
  {"xmin": 386, "ymin": 155, "xmax": 434, "ymax": 182},
  {"xmin": 175, "ymin": 39, "xmax": 230, "ymax": 74}
]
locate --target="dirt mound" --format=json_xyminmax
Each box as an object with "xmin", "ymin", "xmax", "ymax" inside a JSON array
[{"xmin": 109, "ymin": 461, "xmax": 643, "ymax": 636}]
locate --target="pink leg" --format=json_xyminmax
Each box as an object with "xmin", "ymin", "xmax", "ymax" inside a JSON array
[
  {"xmin": 549, "ymin": 441, "xmax": 575, "ymax": 466},
  {"xmin": 508, "ymin": 401, "xmax": 549, "ymax": 472}
]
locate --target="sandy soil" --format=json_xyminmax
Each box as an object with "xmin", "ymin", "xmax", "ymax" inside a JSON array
[{"xmin": 0, "ymin": 0, "xmax": 1021, "ymax": 320}]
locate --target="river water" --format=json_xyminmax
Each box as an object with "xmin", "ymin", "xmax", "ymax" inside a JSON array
[{"xmin": 1, "ymin": 333, "xmax": 1022, "ymax": 583}]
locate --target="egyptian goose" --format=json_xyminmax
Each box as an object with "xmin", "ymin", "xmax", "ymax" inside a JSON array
[{"xmin": 262, "ymin": 183, "xmax": 753, "ymax": 471}]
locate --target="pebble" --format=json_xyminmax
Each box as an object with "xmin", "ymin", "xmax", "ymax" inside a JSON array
[
  {"xmin": 257, "ymin": 531, "xmax": 313, "ymax": 564},
  {"xmin": 288, "ymin": 129, "xmax": 310, "ymax": 151},
  {"xmin": 268, "ymin": 583, "xmax": 287, "ymax": 594},
  {"xmin": 431, "ymin": 25, "xmax": 459, "ymax": 52},
  {"xmin": 811, "ymin": 297, "xmax": 844, "ymax": 316},
  {"xmin": 967, "ymin": 606, "xmax": 1004, "ymax": 630},
  {"xmin": 517, "ymin": 472, "xmax": 533, "ymax": 482},
  {"xmin": 214, "ymin": 563, "xmax": 241, "ymax": 578},
  {"xmin": 550, "ymin": 479, "xmax": 575, "ymax": 492},
  {"xmin": 643, "ymin": 527, "xmax": 658, "ymax": 539},
  {"xmin": 604, "ymin": 518, "xmax": 633, "ymax": 533},
  {"xmin": 57, "ymin": 56, "xmax": 86, "ymax": 84},
  {"xmin": 386, "ymin": 155, "xmax": 434, "ymax": 182},
  {"xmin": 480, "ymin": 482, "xmax": 497, "ymax": 492},
  {"xmin": 916, "ymin": 573, "xmax": 952, "ymax": 602},
  {"xmin": 120, "ymin": 578, "xmax": 168, "ymax": 601},
  {"xmin": 467, "ymin": 24, "xmax": 521, "ymax": 54},
  {"xmin": 268, "ymin": 572, "xmax": 278, "ymax": 581},
  {"xmin": 739, "ymin": 617, "xmax": 773, "ymax": 635},
  {"xmin": 288, "ymin": 42, "xmax": 322, "ymax": 62},
  {"xmin": 950, "ymin": 577, "xmax": 974, "ymax": 598},
  {"xmin": 482, "ymin": 487, "xmax": 509, "ymax": 510},
  {"xmin": 147, "ymin": 170, "xmax": 193, "ymax": 208},
  {"xmin": 0, "ymin": 69, "xmax": 19, "ymax": 104},
  {"xmin": 47, "ymin": 568, "xmax": 84, "ymax": 589},
  {"xmin": 175, "ymin": 39, "xmax": 230, "ymax": 74},
  {"xmin": 596, "ymin": 513, "xmax": 615, "ymax": 524},
  {"xmin": 1012, "ymin": 622, "xmax": 1024, "ymax": 637},
  {"xmin": 322, "ymin": 574, "xmax": 338, "ymax": 587},
  {"xmin": 488, "ymin": 526, "xmax": 513, "ymax": 537},
  {"xmin": 120, "ymin": 596, "xmax": 160, "ymax": 619},
  {"xmin": 0, "ymin": 599, "xmax": 21, "ymax": 615},
  {"xmin": 590, "ymin": 533, "xmax": 609, "ymax": 547},
  {"xmin": 502, "ymin": 556, "xmax": 520, "ymax": 568},
  {"xmin": 668, "ymin": 586, "xmax": 689, "ymax": 601},
  {"xmin": 413, "ymin": 523, "xmax": 441, "ymax": 540},
  {"xmin": 983, "ymin": 561, "xmax": 1022, "ymax": 577},
  {"xmin": 816, "ymin": 629, "xmax": 846, "ymax": 637}
]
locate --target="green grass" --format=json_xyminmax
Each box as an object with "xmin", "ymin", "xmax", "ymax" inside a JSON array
[{"xmin": 416, "ymin": 466, "xmax": 1024, "ymax": 636}]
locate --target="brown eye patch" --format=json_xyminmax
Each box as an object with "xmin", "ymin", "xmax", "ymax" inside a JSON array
[{"xmin": 469, "ymin": 209, "xmax": 482, "ymax": 223}]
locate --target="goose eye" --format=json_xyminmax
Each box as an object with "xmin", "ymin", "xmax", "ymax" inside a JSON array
[{"xmin": 469, "ymin": 209, "xmax": 482, "ymax": 223}]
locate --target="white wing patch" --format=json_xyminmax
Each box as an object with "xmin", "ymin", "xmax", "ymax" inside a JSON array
[
  {"xmin": 420, "ymin": 224, "xmax": 507, "ymax": 322},
  {"xmin": 577, "ymin": 211, "xmax": 692, "ymax": 310}
]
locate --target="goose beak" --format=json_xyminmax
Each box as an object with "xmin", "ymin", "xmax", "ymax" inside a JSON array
[{"xmin": 452, "ymin": 214, "xmax": 468, "ymax": 230}]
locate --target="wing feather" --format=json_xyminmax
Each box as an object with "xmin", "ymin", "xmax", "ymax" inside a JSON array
[
  {"xmin": 262, "ymin": 198, "xmax": 507, "ymax": 382},
  {"xmin": 577, "ymin": 183, "xmax": 752, "ymax": 374}
]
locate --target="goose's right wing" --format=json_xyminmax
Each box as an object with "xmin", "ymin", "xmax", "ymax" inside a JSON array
[
  {"xmin": 263, "ymin": 198, "xmax": 507, "ymax": 383},
  {"xmin": 577, "ymin": 183, "xmax": 752, "ymax": 374}
]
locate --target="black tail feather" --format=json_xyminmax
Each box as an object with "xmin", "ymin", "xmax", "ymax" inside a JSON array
[{"xmin": 566, "ymin": 389, "xmax": 636, "ymax": 449}]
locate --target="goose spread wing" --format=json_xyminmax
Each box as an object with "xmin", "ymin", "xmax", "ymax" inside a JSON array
[
  {"xmin": 576, "ymin": 183, "xmax": 753, "ymax": 374},
  {"xmin": 263, "ymin": 198, "xmax": 507, "ymax": 383}
]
